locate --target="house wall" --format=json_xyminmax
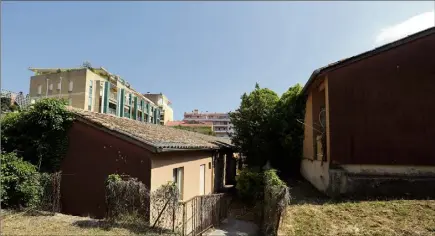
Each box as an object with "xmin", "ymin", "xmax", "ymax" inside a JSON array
[
  {"xmin": 302, "ymin": 93, "xmax": 314, "ymax": 160},
  {"xmin": 149, "ymin": 151, "xmax": 214, "ymax": 233},
  {"xmin": 150, "ymin": 151, "xmax": 214, "ymax": 201},
  {"xmin": 29, "ymin": 69, "xmax": 88, "ymax": 109},
  {"xmin": 327, "ymin": 32, "xmax": 435, "ymax": 166},
  {"xmin": 301, "ymin": 78, "xmax": 331, "ymax": 192},
  {"xmin": 61, "ymin": 121, "xmax": 152, "ymax": 218}
]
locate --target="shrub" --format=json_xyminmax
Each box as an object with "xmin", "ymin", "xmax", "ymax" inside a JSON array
[
  {"xmin": 262, "ymin": 169, "xmax": 290, "ymax": 236},
  {"xmin": 105, "ymin": 174, "xmax": 150, "ymax": 221},
  {"xmin": 263, "ymin": 169, "xmax": 286, "ymax": 188},
  {"xmin": 39, "ymin": 172, "xmax": 62, "ymax": 212},
  {"xmin": 1, "ymin": 98, "xmax": 74, "ymax": 172},
  {"xmin": 1, "ymin": 152, "xmax": 42, "ymax": 208},
  {"xmin": 235, "ymin": 169, "xmax": 264, "ymax": 202}
]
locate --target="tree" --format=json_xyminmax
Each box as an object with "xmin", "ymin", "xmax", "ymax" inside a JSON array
[
  {"xmin": 269, "ymin": 84, "xmax": 305, "ymax": 177},
  {"xmin": 81, "ymin": 61, "xmax": 92, "ymax": 69},
  {"xmin": 1, "ymin": 98, "xmax": 74, "ymax": 173},
  {"xmin": 230, "ymin": 83, "xmax": 305, "ymax": 177},
  {"xmin": 230, "ymin": 83, "xmax": 279, "ymax": 168}
]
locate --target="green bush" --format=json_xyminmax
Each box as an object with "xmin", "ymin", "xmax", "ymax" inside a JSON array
[
  {"xmin": 1, "ymin": 98, "xmax": 74, "ymax": 172},
  {"xmin": 1, "ymin": 152, "xmax": 42, "ymax": 208},
  {"xmin": 263, "ymin": 169, "xmax": 286, "ymax": 188},
  {"xmin": 235, "ymin": 169, "xmax": 264, "ymax": 202},
  {"xmin": 105, "ymin": 174, "xmax": 122, "ymax": 185}
]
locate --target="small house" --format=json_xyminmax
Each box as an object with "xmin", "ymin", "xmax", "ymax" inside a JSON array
[{"xmin": 61, "ymin": 108, "xmax": 235, "ymax": 219}]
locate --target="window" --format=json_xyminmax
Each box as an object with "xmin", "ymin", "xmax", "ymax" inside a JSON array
[
  {"xmin": 37, "ymin": 85, "xmax": 42, "ymax": 95},
  {"xmin": 49, "ymin": 84, "xmax": 53, "ymax": 91},
  {"xmin": 173, "ymin": 167, "xmax": 184, "ymax": 199},
  {"xmin": 68, "ymin": 80, "xmax": 73, "ymax": 92},
  {"xmin": 88, "ymin": 80, "xmax": 93, "ymax": 111}
]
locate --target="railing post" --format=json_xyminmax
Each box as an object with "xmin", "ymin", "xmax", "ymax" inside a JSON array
[{"xmin": 182, "ymin": 202, "xmax": 186, "ymax": 236}]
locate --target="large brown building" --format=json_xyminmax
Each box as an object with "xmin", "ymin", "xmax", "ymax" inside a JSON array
[{"xmin": 301, "ymin": 27, "xmax": 435, "ymax": 197}]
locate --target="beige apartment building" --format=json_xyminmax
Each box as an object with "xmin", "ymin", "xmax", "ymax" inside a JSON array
[
  {"xmin": 28, "ymin": 67, "xmax": 162, "ymax": 124},
  {"xmin": 143, "ymin": 93, "xmax": 174, "ymax": 125},
  {"xmin": 183, "ymin": 109, "xmax": 233, "ymax": 138}
]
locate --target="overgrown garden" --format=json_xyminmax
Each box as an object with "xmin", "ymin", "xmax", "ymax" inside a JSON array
[
  {"xmin": 1, "ymin": 98, "xmax": 72, "ymax": 210},
  {"xmin": 230, "ymin": 83, "xmax": 305, "ymax": 235}
]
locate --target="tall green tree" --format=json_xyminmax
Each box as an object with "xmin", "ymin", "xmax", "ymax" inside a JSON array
[
  {"xmin": 269, "ymin": 84, "xmax": 305, "ymax": 177},
  {"xmin": 230, "ymin": 83, "xmax": 279, "ymax": 168},
  {"xmin": 230, "ymin": 83, "xmax": 305, "ymax": 177}
]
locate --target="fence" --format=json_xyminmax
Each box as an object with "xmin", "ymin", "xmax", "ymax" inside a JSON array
[{"xmin": 178, "ymin": 194, "xmax": 229, "ymax": 236}]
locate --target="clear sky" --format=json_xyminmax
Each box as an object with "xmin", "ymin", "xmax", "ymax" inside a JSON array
[{"xmin": 1, "ymin": 1, "xmax": 434, "ymax": 120}]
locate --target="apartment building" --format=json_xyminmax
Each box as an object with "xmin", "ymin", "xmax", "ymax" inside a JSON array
[
  {"xmin": 143, "ymin": 93, "xmax": 174, "ymax": 125},
  {"xmin": 183, "ymin": 109, "xmax": 233, "ymax": 138},
  {"xmin": 28, "ymin": 66, "xmax": 161, "ymax": 124}
]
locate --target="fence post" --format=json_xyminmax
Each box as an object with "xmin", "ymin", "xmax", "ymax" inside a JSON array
[
  {"xmin": 182, "ymin": 202, "xmax": 186, "ymax": 236},
  {"xmin": 172, "ymin": 204, "xmax": 176, "ymax": 232}
]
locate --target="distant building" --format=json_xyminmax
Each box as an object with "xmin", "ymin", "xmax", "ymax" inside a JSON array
[
  {"xmin": 143, "ymin": 93, "xmax": 174, "ymax": 125},
  {"xmin": 28, "ymin": 66, "xmax": 162, "ymax": 124},
  {"xmin": 1, "ymin": 90, "xmax": 30, "ymax": 111},
  {"xmin": 183, "ymin": 109, "xmax": 233, "ymax": 138},
  {"xmin": 166, "ymin": 120, "xmax": 214, "ymax": 136}
]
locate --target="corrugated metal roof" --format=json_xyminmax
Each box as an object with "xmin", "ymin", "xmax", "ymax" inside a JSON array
[{"xmin": 69, "ymin": 107, "xmax": 233, "ymax": 152}]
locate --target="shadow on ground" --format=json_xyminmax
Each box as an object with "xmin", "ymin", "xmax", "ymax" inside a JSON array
[{"xmin": 73, "ymin": 219, "xmax": 176, "ymax": 235}]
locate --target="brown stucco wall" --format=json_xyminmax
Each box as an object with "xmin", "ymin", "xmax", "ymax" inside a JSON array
[
  {"xmin": 150, "ymin": 151, "xmax": 214, "ymax": 202},
  {"xmin": 61, "ymin": 121, "xmax": 152, "ymax": 218},
  {"xmin": 326, "ymin": 32, "xmax": 435, "ymax": 166}
]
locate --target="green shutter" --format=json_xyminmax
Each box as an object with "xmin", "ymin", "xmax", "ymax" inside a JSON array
[
  {"xmin": 133, "ymin": 96, "xmax": 138, "ymax": 120},
  {"xmin": 103, "ymin": 81, "xmax": 109, "ymax": 113},
  {"xmin": 141, "ymin": 100, "xmax": 145, "ymax": 121},
  {"xmin": 119, "ymin": 89, "xmax": 125, "ymax": 117}
]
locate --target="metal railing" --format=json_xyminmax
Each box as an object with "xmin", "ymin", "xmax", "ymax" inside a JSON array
[{"xmin": 179, "ymin": 193, "xmax": 229, "ymax": 236}]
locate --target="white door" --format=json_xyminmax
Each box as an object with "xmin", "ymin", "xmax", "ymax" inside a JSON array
[{"xmin": 199, "ymin": 164, "xmax": 205, "ymax": 195}]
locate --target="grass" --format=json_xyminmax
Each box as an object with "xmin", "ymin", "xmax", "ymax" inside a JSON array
[
  {"xmin": 278, "ymin": 180, "xmax": 435, "ymax": 236},
  {"xmin": 1, "ymin": 210, "xmax": 174, "ymax": 235}
]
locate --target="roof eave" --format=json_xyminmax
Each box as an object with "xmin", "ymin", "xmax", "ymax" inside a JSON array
[
  {"xmin": 301, "ymin": 26, "xmax": 435, "ymax": 95},
  {"xmin": 156, "ymin": 147, "xmax": 217, "ymax": 153}
]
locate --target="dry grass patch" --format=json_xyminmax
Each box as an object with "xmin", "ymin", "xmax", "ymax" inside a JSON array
[
  {"xmin": 279, "ymin": 200, "xmax": 435, "ymax": 236},
  {"xmin": 1, "ymin": 210, "xmax": 172, "ymax": 235}
]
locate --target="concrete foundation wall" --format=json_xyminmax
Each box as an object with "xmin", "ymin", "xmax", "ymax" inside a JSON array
[
  {"xmin": 325, "ymin": 165, "xmax": 435, "ymax": 197},
  {"xmin": 300, "ymin": 159, "xmax": 330, "ymax": 192}
]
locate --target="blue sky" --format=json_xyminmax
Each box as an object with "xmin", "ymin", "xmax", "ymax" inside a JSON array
[{"xmin": 2, "ymin": 1, "xmax": 434, "ymax": 120}]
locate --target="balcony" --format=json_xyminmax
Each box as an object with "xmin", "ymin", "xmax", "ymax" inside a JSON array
[{"xmin": 108, "ymin": 107, "xmax": 117, "ymax": 115}]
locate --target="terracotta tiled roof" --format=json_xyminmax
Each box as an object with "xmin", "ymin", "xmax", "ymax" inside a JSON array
[{"xmin": 68, "ymin": 107, "xmax": 233, "ymax": 152}]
